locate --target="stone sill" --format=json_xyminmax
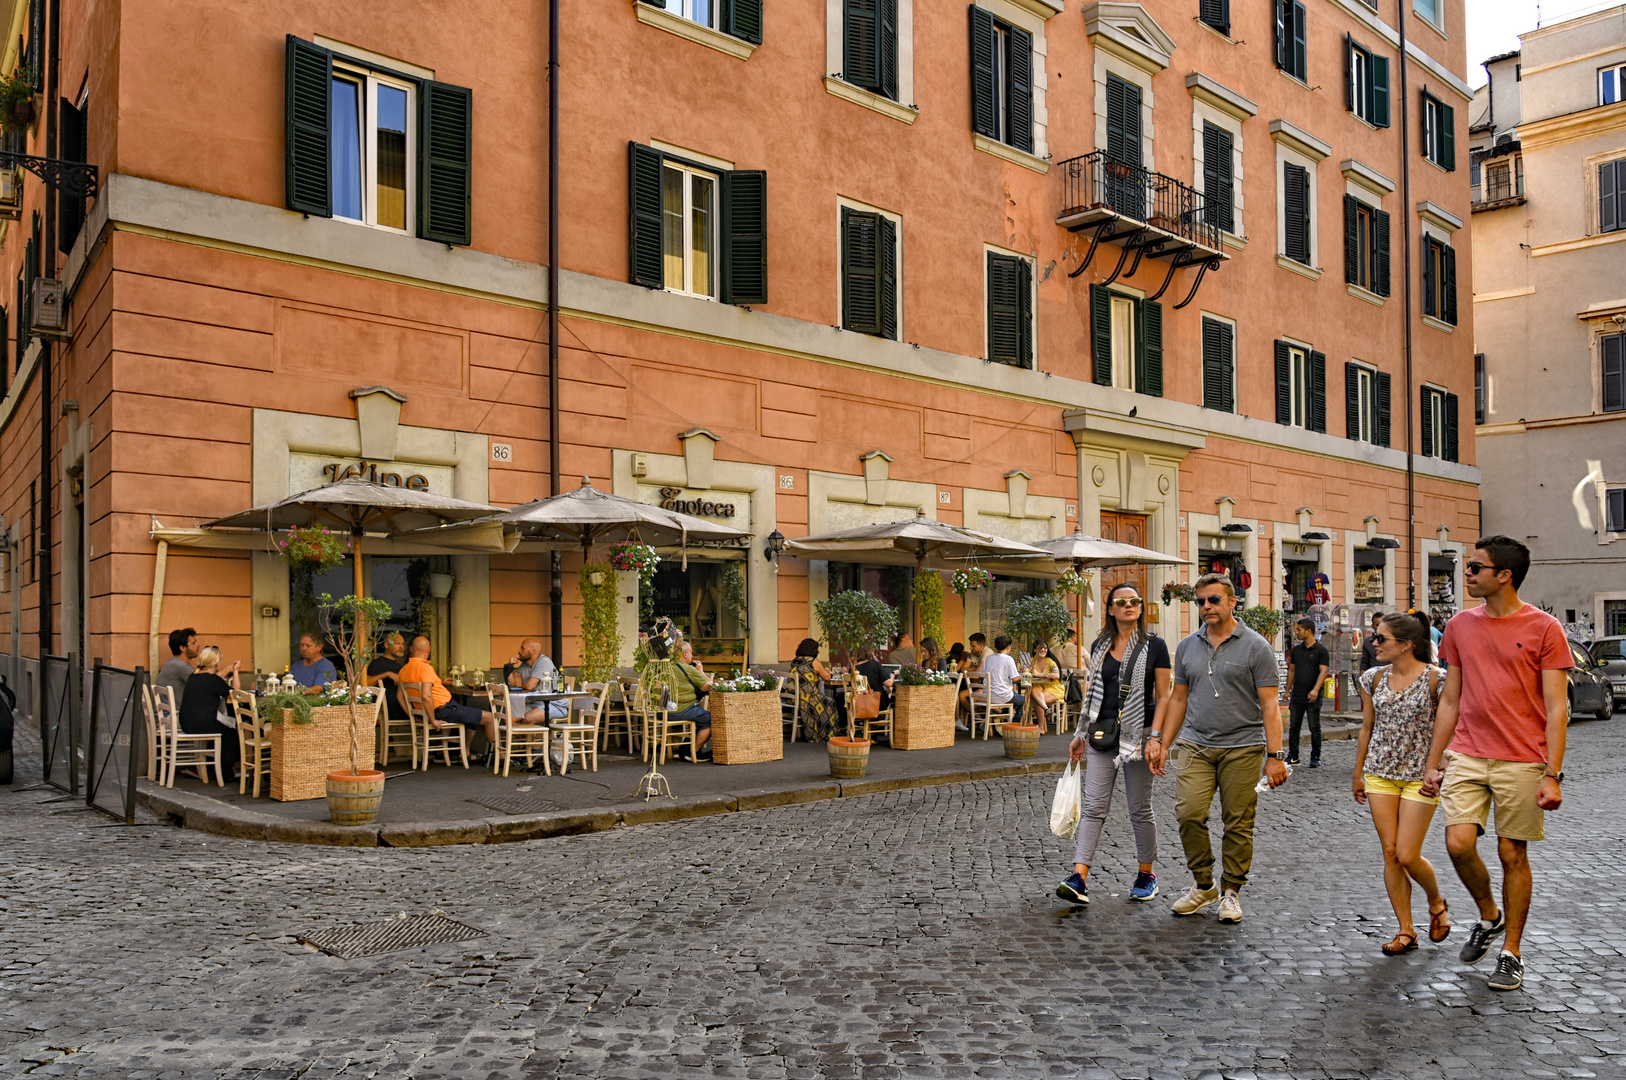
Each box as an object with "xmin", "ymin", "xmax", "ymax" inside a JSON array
[
  {"xmin": 1277, "ymin": 255, "xmax": 1323, "ymax": 281},
  {"xmin": 634, "ymin": 3, "xmax": 755, "ymax": 60},
  {"xmin": 1423, "ymin": 314, "xmax": 1456, "ymax": 333},
  {"xmin": 823, "ymin": 77, "xmax": 918, "ymax": 124},
  {"xmin": 1347, "ymin": 283, "xmax": 1385, "ymax": 307},
  {"xmin": 971, "ymin": 133, "xmax": 1050, "ymax": 174}
]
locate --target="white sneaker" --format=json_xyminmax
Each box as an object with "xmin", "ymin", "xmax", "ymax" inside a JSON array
[
  {"xmin": 1170, "ymin": 883, "xmax": 1220, "ymax": 917},
  {"xmin": 1217, "ymin": 889, "xmax": 1243, "ymax": 923}
]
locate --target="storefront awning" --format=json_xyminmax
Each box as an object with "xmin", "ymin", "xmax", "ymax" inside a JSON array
[{"xmin": 151, "ymin": 520, "xmax": 521, "ymax": 556}]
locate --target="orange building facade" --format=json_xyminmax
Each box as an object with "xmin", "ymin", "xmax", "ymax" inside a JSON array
[{"xmin": 0, "ymin": 0, "xmax": 1477, "ymax": 681}]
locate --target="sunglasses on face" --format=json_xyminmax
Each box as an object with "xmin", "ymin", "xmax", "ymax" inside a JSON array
[
  {"xmin": 1465, "ymin": 562, "xmax": 1501, "ymax": 576},
  {"xmin": 1110, "ymin": 597, "xmax": 1143, "ymax": 608},
  {"xmin": 1193, "ymin": 595, "xmax": 1228, "ymax": 606},
  {"xmin": 1372, "ymin": 633, "xmax": 1394, "ymax": 645}
]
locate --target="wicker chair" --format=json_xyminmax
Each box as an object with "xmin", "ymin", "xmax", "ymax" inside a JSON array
[
  {"xmin": 488, "ymin": 682, "xmax": 551, "ymax": 777},
  {"xmin": 230, "ymin": 689, "xmax": 272, "ymax": 797},
  {"xmin": 403, "ymin": 682, "xmax": 468, "ymax": 770},
  {"xmin": 152, "ymin": 684, "xmax": 224, "ymax": 787}
]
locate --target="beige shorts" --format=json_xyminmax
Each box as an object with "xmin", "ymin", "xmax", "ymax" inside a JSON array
[{"xmin": 1439, "ymin": 750, "xmax": 1546, "ymax": 842}]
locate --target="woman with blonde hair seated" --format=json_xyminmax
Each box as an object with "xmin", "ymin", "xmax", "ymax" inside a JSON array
[{"xmin": 178, "ymin": 645, "xmax": 242, "ymax": 779}]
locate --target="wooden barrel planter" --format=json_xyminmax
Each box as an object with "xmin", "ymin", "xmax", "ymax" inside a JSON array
[
  {"xmin": 326, "ymin": 769, "xmax": 386, "ymax": 825},
  {"xmin": 892, "ymin": 685, "xmax": 956, "ymax": 750},
  {"xmin": 710, "ymin": 690, "xmax": 784, "ymax": 764},
  {"xmin": 828, "ymin": 736, "xmax": 871, "ymax": 778},
  {"xmin": 1002, "ymin": 723, "xmax": 1042, "ymax": 759}
]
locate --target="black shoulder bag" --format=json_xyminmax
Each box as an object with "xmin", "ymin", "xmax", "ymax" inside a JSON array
[{"xmin": 1087, "ymin": 641, "xmax": 1145, "ymax": 754}]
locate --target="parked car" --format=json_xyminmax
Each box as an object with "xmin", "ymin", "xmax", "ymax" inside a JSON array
[
  {"xmin": 1590, "ymin": 636, "xmax": 1626, "ymax": 703},
  {"xmin": 1565, "ymin": 639, "xmax": 1614, "ymax": 721}
]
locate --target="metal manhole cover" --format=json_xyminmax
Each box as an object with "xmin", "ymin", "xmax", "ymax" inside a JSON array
[
  {"xmin": 299, "ymin": 914, "xmax": 486, "ymax": 959},
  {"xmin": 465, "ymin": 794, "xmax": 566, "ymax": 815}
]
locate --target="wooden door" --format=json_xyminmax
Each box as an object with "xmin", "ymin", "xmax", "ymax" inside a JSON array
[{"xmin": 1099, "ymin": 511, "xmax": 1149, "ymax": 627}]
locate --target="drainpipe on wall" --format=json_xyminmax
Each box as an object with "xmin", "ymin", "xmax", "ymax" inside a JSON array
[
  {"xmin": 36, "ymin": 0, "xmax": 59, "ymax": 662},
  {"xmin": 548, "ymin": 0, "xmax": 563, "ymax": 663},
  {"xmin": 1396, "ymin": 1, "xmax": 1418, "ymax": 609}
]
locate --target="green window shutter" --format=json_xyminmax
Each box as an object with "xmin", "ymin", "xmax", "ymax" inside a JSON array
[
  {"xmin": 14, "ymin": 275, "xmax": 24, "ymax": 371},
  {"xmin": 721, "ymin": 170, "xmax": 768, "ymax": 306},
  {"xmin": 1008, "ymin": 23, "xmax": 1033, "ymax": 153},
  {"xmin": 969, "ymin": 5, "xmax": 996, "ymax": 139},
  {"xmin": 1376, "ymin": 370, "xmax": 1392, "ymax": 447},
  {"xmin": 842, "ymin": 208, "xmax": 880, "ymax": 335},
  {"xmin": 1202, "ymin": 318, "xmax": 1225, "ymax": 410},
  {"xmin": 1373, "ymin": 207, "xmax": 1391, "ymax": 297},
  {"xmin": 284, "ymin": 36, "xmax": 332, "ymax": 217},
  {"xmin": 1442, "ymin": 243, "xmax": 1457, "ymax": 325},
  {"xmin": 27, "ymin": 0, "xmax": 41, "ymax": 90},
  {"xmin": 1292, "ymin": 1, "xmax": 1307, "ymax": 81},
  {"xmin": 58, "ymin": 98, "xmax": 86, "ymax": 254},
  {"xmin": 878, "ymin": 214, "xmax": 897, "ymax": 340},
  {"xmin": 879, "ymin": 0, "xmax": 898, "ymax": 101},
  {"xmin": 1343, "ymin": 195, "xmax": 1358, "ymax": 285},
  {"xmin": 19, "ymin": 235, "xmax": 34, "ymax": 359},
  {"xmin": 1203, "ymin": 123, "xmax": 1233, "ymax": 233},
  {"xmin": 1421, "ymin": 238, "xmax": 1437, "ymax": 318},
  {"xmin": 1308, "ymin": 350, "xmax": 1327, "ymax": 433},
  {"xmin": 1440, "ymin": 101, "xmax": 1455, "ymax": 170},
  {"xmin": 1200, "ymin": 0, "xmax": 1229, "ymax": 36},
  {"xmin": 1140, "ymin": 298, "xmax": 1163, "ymax": 397},
  {"xmin": 1371, "ymin": 55, "xmax": 1390, "ymax": 127},
  {"xmin": 1274, "ymin": 0, "xmax": 1290, "ymax": 71},
  {"xmin": 1218, "ymin": 321, "xmax": 1234, "ymax": 411},
  {"xmin": 0, "ymin": 307, "xmax": 7, "ymax": 396},
  {"xmin": 1344, "ymin": 35, "xmax": 1354, "ymax": 112},
  {"xmin": 1345, "ymin": 361, "xmax": 1361, "ymax": 438},
  {"xmin": 628, "ymin": 143, "xmax": 665, "ymax": 289},
  {"xmin": 419, "ymin": 80, "xmax": 473, "ymax": 245},
  {"xmin": 1016, "ymin": 256, "xmax": 1032, "ymax": 366},
  {"xmin": 1090, "ymin": 284, "xmax": 1112, "ymax": 386},
  {"xmin": 1444, "ymin": 392, "xmax": 1460, "ymax": 462},
  {"xmin": 722, "ymin": 0, "xmax": 763, "ymax": 45},
  {"xmin": 1420, "ymin": 388, "xmax": 1435, "ymax": 457},
  {"xmin": 844, "ymin": 0, "xmax": 879, "ymax": 92},
  {"xmin": 1283, "ymin": 163, "xmax": 1309, "ymax": 264},
  {"xmin": 1106, "ymin": 74, "xmax": 1142, "ymax": 168},
  {"xmin": 987, "ymin": 254, "xmax": 1021, "ymax": 363},
  {"xmin": 1274, "ymin": 340, "xmax": 1292, "ymax": 425}
]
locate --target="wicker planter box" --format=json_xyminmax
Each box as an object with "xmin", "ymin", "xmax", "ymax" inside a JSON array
[
  {"xmin": 710, "ymin": 690, "xmax": 783, "ymax": 764},
  {"xmin": 893, "ymin": 684, "xmax": 956, "ymax": 750},
  {"xmin": 270, "ymin": 701, "xmax": 379, "ymax": 801}
]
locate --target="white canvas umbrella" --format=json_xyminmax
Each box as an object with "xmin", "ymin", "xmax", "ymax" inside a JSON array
[{"xmin": 1029, "ymin": 528, "xmax": 1191, "ymax": 669}]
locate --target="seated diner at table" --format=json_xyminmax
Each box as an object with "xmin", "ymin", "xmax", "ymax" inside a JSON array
[
  {"xmin": 364, "ymin": 631, "xmax": 411, "ymax": 728},
  {"xmin": 178, "ymin": 646, "xmax": 242, "ymax": 780},
  {"xmin": 945, "ymin": 642, "xmax": 965, "ymax": 671},
  {"xmin": 399, "ymin": 635, "xmax": 498, "ymax": 759},
  {"xmin": 506, "ymin": 637, "xmax": 569, "ymax": 719},
  {"xmin": 956, "ymin": 633, "xmax": 989, "ymax": 722},
  {"xmin": 976, "ymin": 635, "xmax": 1024, "ymax": 725},
  {"xmin": 852, "ymin": 647, "xmax": 896, "ymax": 714},
  {"xmin": 1026, "ymin": 641, "xmax": 1066, "ymax": 719},
  {"xmin": 917, "ymin": 637, "xmax": 944, "ymax": 672},
  {"xmin": 665, "ymin": 643, "xmax": 714, "ymax": 761},
  {"xmin": 788, "ymin": 637, "xmax": 840, "ymax": 742},
  {"xmin": 888, "ymin": 633, "xmax": 917, "ymax": 668},
  {"xmin": 289, "ymin": 632, "xmax": 337, "ymax": 693}
]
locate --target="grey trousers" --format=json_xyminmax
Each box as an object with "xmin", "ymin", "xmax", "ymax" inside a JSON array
[{"xmin": 1073, "ymin": 748, "xmax": 1158, "ymax": 868}]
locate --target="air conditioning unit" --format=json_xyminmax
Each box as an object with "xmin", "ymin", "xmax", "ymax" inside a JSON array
[
  {"xmin": 0, "ymin": 167, "xmax": 20, "ymax": 220},
  {"xmin": 30, "ymin": 277, "xmax": 67, "ymax": 337}
]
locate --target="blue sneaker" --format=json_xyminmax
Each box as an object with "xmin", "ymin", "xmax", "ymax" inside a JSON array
[
  {"xmin": 1128, "ymin": 871, "xmax": 1159, "ymax": 902},
  {"xmin": 1056, "ymin": 872, "xmax": 1089, "ymax": 905}
]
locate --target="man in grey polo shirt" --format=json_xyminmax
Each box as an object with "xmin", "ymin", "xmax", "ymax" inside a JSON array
[{"xmin": 1146, "ymin": 573, "xmax": 1288, "ymax": 924}]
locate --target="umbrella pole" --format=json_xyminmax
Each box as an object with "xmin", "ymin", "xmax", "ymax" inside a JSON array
[
  {"xmin": 913, "ymin": 549, "xmax": 924, "ymax": 648},
  {"xmin": 1075, "ymin": 559, "xmax": 1085, "ymax": 673}
]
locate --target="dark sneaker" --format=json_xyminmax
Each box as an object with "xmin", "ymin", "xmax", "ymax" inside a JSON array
[
  {"xmin": 1056, "ymin": 872, "xmax": 1089, "ymax": 905},
  {"xmin": 1487, "ymin": 951, "xmax": 1524, "ymax": 991},
  {"xmin": 1128, "ymin": 871, "xmax": 1159, "ymax": 902},
  {"xmin": 1286, "ymin": 757, "xmax": 1301, "ymax": 765},
  {"xmin": 1460, "ymin": 912, "xmax": 1506, "ymax": 964},
  {"xmin": 1309, "ymin": 758, "xmax": 1321, "ymax": 768}
]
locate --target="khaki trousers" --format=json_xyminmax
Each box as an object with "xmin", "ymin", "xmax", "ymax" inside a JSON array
[{"xmin": 1172, "ymin": 742, "xmax": 1265, "ymax": 892}]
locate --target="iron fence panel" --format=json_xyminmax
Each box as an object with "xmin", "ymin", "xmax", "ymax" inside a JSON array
[{"xmin": 86, "ymin": 660, "xmax": 145, "ymax": 824}]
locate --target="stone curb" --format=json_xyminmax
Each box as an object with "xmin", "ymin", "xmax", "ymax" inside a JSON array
[{"xmin": 137, "ymin": 755, "xmax": 1073, "ymax": 849}]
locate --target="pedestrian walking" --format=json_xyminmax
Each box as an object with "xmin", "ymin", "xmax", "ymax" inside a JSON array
[
  {"xmin": 1420, "ymin": 536, "xmax": 1571, "ymax": 992},
  {"xmin": 1353, "ymin": 612, "xmax": 1452, "ymax": 955},
  {"xmin": 1056, "ymin": 582, "xmax": 1170, "ymax": 906},
  {"xmin": 1147, "ymin": 573, "xmax": 1287, "ymax": 923},
  {"xmin": 1286, "ymin": 617, "xmax": 1330, "ymax": 766}
]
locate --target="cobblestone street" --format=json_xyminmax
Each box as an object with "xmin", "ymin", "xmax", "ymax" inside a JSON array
[{"xmin": 1, "ymin": 717, "xmax": 1622, "ymax": 1080}]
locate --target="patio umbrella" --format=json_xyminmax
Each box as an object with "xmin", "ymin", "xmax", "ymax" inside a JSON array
[
  {"xmin": 203, "ymin": 479, "xmax": 503, "ymax": 598},
  {"xmin": 784, "ymin": 508, "xmax": 1055, "ymax": 642},
  {"xmin": 1028, "ymin": 528, "xmax": 1192, "ymax": 669}
]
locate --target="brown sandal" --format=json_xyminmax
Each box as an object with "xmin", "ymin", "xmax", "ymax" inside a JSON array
[
  {"xmin": 1428, "ymin": 900, "xmax": 1451, "ymax": 943},
  {"xmin": 1381, "ymin": 930, "xmax": 1419, "ymax": 955}
]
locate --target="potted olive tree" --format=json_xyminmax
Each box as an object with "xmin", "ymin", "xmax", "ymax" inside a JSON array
[
  {"xmin": 1001, "ymin": 592, "xmax": 1074, "ymax": 753},
  {"xmin": 319, "ymin": 594, "xmax": 392, "ymax": 825},
  {"xmin": 813, "ymin": 589, "xmax": 898, "ymax": 778}
]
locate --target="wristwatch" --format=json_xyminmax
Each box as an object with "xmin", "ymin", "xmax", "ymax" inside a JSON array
[
  {"xmin": 1147, "ymin": 730, "xmax": 1163, "ymax": 741},
  {"xmin": 1269, "ymin": 750, "xmax": 1289, "ymax": 761},
  {"xmin": 1544, "ymin": 768, "xmax": 1564, "ymax": 782}
]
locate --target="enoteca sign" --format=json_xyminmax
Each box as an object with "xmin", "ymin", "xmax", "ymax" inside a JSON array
[{"xmin": 637, "ymin": 485, "xmax": 752, "ymax": 531}]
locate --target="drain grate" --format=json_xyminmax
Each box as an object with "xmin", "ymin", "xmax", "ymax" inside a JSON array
[
  {"xmin": 465, "ymin": 794, "xmax": 566, "ymax": 815},
  {"xmin": 299, "ymin": 914, "xmax": 487, "ymax": 959}
]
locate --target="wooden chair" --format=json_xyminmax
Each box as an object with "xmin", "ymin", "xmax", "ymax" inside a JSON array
[
  {"xmin": 965, "ymin": 674, "xmax": 1015, "ymax": 740},
  {"xmin": 230, "ymin": 689, "xmax": 272, "ymax": 797},
  {"xmin": 639, "ymin": 680, "xmax": 696, "ymax": 765},
  {"xmin": 488, "ymin": 682, "xmax": 550, "ymax": 777},
  {"xmin": 403, "ymin": 682, "xmax": 468, "ymax": 770},
  {"xmin": 152, "ymin": 684, "xmax": 224, "ymax": 787},
  {"xmin": 141, "ymin": 684, "xmax": 167, "ymax": 782},
  {"xmin": 375, "ymin": 686, "xmax": 417, "ymax": 767},
  {"xmin": 780, "ymin": 673, "xmax": 801, "ymax": 742},
  {"xmin": 552, "ymin": 682, "xmax": 609, "ymax": 773},
  {"xmin": 600, "ymin": 677, "xmax": 638, "ymax": 753}
]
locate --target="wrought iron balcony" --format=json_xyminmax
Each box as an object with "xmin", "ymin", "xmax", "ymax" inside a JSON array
[
  {"xmin": 1472, "ymin": 170, "xmax": 1525, "ymax": 211},
  {"xmin": 1056, "ymin": 150, "xmax": 1226, "ymax": 307}
]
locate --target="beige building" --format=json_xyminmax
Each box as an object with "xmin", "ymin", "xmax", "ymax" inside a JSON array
[{"xmin": 1471, "ymin": 5, "xmax": 1626, "ymax": 637}]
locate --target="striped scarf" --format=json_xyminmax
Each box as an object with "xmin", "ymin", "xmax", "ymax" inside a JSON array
[{"xmin": 1074, "ymin": 632, "xmax": 1154, "ymax": 764}]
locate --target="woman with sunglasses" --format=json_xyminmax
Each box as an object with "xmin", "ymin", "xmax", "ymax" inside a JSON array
[
  {"xmin": 1354, "ymin": 612, "xmax": 1451, "ymax": 954},
  {"xmin": 1057, "ymin": 582, "xmax": 1171, "ymax": 905}
]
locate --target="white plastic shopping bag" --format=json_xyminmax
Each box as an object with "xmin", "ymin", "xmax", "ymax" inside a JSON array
[{"xmin": 1050, "ymin": 761, "xmax": 1081, "ymax": 838}]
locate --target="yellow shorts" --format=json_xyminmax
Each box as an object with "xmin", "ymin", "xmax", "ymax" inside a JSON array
[
  {"xmin": 1362, "ymin": 773, "xmax": 1439, "ymax": 805},
  {"xmin": 1439, "ymin": 750, "xmax": 1546, "ymax": 842}
]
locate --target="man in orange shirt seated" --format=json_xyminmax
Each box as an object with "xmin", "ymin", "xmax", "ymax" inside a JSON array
[{"xmin": 398, "ymin": 635, "xmax": 498, "ymax": 760}]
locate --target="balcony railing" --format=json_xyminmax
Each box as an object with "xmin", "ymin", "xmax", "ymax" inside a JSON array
[
  {"xmin": 1473, "ymin": 170, "xmax": 1525, "ymax": 209},
  {"xmin": 1057, "ymin": 150, "xmax": 1222, "ymax": 255}
]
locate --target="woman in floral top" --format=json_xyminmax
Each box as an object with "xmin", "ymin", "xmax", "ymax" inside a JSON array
[{"xmin": 1354, "ymin": 612, "xmax": 1452, "ymax": 955}]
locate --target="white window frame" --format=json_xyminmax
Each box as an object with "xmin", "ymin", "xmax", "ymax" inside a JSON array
[
  {"xmin": 1094, "ymin": 52, "xmax": 1155, "ymax": 176},
  {"xmin": 661, "ymin": 158, "xmax": 720, "ymax": 299},
  {"xmin": 1200, "ymin": 311, "xmax": 1238, "ymax": 412},
  {"xmin": 825, "ymin": 0, "xmax": 916, "ymax": 109},
  {"xmin": 1189, "ymin": 80, "xmax": 1252, "ymax": 243},
  {"xmin": 991, "ymin": 22, "xmax": 1010, "ymax": 144},
  {"xmin": 667, "ymin": 0, "xmax": 716, "ymax": 28},
  {"xmin": 1413, "ymin": 0, "xmax": 1442, "ymax": 31},
  {"xmin": 1422, "ymin": 94, "xmax": 1451, "ymax": 169},
  {"xmin": 835, "ymin": 195, "xmax": 904, "ymax": 341},
  {"xmin": 1603, "ymin": 65, "xmax": 1626, "ymax": 106},
  {"xmin": 982, "ymin": 243, "xmax": 1036, "ymax": 368},
  {"xmin": 1275, "ymin": 148, "xmax": 1319, "ymax": 268},
  {"xmin": 1351, "ymin": 361, "xmax": 1376, "ymax": 443},
  {"xmin": 1422, "ymin": 385, "xmax": 1447, "ymax": 457},
  {"xmin": 1110, "ymin": 295, "xmax": 1137, "ymax": 390},
  {"xmin": 1287, "ymin": 343, "xmax": 1309, "ymax": 429},
  {"xmin": 330, "ymin": 62, "xmax": 418, "ymax": 235}
]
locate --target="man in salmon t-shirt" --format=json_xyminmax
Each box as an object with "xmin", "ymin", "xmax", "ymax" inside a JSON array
[{"xmin": 1420, "ymin": 536, "xmax": 1571, "ymax": 992}]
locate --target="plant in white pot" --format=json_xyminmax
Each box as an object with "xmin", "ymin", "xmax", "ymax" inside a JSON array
[
  {"xmin": 317, "ymin": 593, "xmax": 393, "ymax": 825},
  {"xmin": 813, "ymin": 589, "xmax": 898, "ymax": 778}
]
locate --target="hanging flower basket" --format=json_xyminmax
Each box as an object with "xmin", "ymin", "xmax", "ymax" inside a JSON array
[
  {"xmin": 608, "ymin": 541, "xmax": 659, "ymax": 582},
  {"xmin": 1161, "ymin": 581, "xmax": 1197, "ymax": 607},
  {"xmin": 1056, "ymin": 569, "xmax": 1093, "ymax": 596},
  {"xmin": 951, "ymin": 567, "xmax": 994, "ymax": 596},
  {"xmin": 278, "ymin": 526, "xmax": 348, "ymax": 571}
]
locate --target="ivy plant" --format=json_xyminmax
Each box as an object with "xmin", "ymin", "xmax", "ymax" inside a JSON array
[
  {"xmin": 578, "ymin": 560, "xmax": 623, "ymax": 684},
  {"xmin": 911, "ymin": 571, "xmax": 944, "ymax": 646}
]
